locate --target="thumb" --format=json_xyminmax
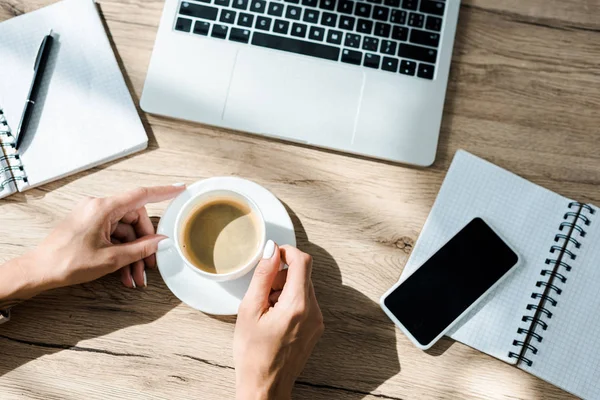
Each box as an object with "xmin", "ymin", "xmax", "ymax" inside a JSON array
[
  {"xmin": 105, "ymin": 234, "xmax": 168, "ymax": 271},
  {"xmin": 242, "ymin": 240, "xmax": 281, "ymax": 315}
]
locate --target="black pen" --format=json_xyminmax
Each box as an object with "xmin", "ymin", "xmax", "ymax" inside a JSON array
[{"xmin": 15, "ymin": 29, "xmax": 54, "ymax": 150}]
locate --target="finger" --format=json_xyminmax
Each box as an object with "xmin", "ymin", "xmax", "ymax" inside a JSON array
[
  {"xmin": 111, "ymin": 222, "xmax": 137, "ymax": 244},
  {"xmin": 279, "ymin": 245, "xmax": 312, "ymax": 297},
  {"xmin": 271, "ymin": 269, "xmax": 288, "ymax": 292},
  {"xmin": 120, "ymin": 207, "xmax": 158, "ymax": 269},
  {"xmin": 104, "ymin": 234, "xmax": 168, "ymax": 271},
  {"xmin": 131, "ymin": 260, "xmax": 146, "ymax": 288},
  {"xmin": 269, "ymin": 290, "xmax": 282, "ymax": 306},
  {"xmin": 108, "ymin": 184, "xmax": 186, "ymax": 217},
  {"xmin": 242, "ymin": 241, "xmax": 281, "ymax": 315},
  {"xmin": 120, "ymin": 265, "xmax": 135, "ymax": 289}
]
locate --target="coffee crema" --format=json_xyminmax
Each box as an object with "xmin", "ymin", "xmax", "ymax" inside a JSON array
[{"xmin": 180, "ymin": 197, "xmax": 262, "ymax": 274}]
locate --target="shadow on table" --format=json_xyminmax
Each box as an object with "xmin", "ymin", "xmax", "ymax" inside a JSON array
[
  {"xmin": 283, "ymin": 206, "xmax": 401, "ymax": 399},
  {"xmin": 0, "ymin": 220, "xmax": 180, "ymax": 377}
]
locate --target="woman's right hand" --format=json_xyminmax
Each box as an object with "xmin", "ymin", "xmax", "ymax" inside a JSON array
[{"xmin": 234, "ymin": 243, "xmax": 324, "ymax": 400}]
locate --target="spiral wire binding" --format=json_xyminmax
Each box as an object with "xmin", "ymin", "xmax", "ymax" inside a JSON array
[
  {"xmin": 508, "ymin": 203, "xmax": 595, "ymax": 367},
  {"xmin": 0, "ymin": 108, "xmax": 28, "ymax": 191}
]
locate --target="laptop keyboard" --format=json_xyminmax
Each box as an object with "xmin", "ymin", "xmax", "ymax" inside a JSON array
[{"xmin": 174, "ymin": 0, "xmax": 445, "ymax": 79}]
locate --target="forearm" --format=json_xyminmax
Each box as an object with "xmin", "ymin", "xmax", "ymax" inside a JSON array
[{"xmin": 0, "ymin": 251, "xmax": 48, "ymax": 310}]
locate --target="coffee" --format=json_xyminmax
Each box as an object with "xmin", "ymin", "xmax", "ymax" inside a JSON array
[{"xmin": 180, "ymin": 197, "xmax": 262, "ymax": 274}]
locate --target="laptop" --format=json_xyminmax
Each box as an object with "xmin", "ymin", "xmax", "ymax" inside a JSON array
[{"xmin": 141, "ymin": 0, "xmax": 460, "ymax": 166}]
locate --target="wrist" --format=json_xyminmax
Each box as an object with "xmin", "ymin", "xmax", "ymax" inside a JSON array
[
  {"xmin": 236, "ymin": 374, "xmax": 293, "ymax": 400},
  {"xmin": 0, "ymin": 250, "xmax": 53, "ymax": 303}
]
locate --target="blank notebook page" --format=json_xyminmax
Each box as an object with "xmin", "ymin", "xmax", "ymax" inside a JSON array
[
  {"xmin": 0, "ymin": 0, "xmax": 147, "ymax": 192},
  {"xmin": 523, "ymin": 203, "xmax": 600, "ymax": 399},
  {"xmin": 400, "ymin": 150, "xmax": 572, "ymax": 363}
]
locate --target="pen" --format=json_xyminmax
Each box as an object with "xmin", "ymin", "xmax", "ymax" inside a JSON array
[{"xmin": 15, "ymin": 29, "xmax": 54, "ymax": 150}]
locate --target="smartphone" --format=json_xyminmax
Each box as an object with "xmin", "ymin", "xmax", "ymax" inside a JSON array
[{"xmin": 380, "ymin": 217, "xmax": 520, "ymax": 350}]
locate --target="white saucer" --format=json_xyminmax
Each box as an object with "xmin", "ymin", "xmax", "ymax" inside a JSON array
[{"xmin": 156, "ymin": 177, "xmax": 296, "ymax": 315}]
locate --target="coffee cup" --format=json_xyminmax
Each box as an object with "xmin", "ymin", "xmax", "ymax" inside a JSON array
[{"xmin": 161, "ymin": 189, "xmax": 268, "ymax": 282}]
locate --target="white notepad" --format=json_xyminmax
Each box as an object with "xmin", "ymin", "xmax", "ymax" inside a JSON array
[
  {"xmin": 0, "ymin": 0, "xmax": 147, "ymax": 199},
  {"xmin": 400, "ymin": 150, "xmax": 599, "ymax": 399}
]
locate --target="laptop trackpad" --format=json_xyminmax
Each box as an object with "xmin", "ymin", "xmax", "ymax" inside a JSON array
[{"xmin": 223, "ymin": 49, "xmax": 363, "ymax": 145}]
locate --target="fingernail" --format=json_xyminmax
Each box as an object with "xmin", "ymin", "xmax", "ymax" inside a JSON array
[
  {"xmin": 157, "ymin": 237, "xmax": 173, "ymax": 252},
  {"xmin": 131, "ymin": 276, "xmax": 137, "ymax": 289},
  {"xmin": 143, "ymin": 271, "xmax": 147, "ymax": 287},
  {"xmin": 279, "ymin": 262, "xmax": 288, "ymax": 272},
  {"xmin": 172, "ymin": 182, "xmax": 185, "ymax": 187},
  {"xmin": 263, "ymin": 240, "xmax": 275, "ymax": 259}
]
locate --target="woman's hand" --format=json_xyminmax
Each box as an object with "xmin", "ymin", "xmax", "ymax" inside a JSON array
[
  {"xmin": 234, "ymin": 242, "xmax": 324, "ymax": 400},
  {"xmin": 29, "ymin": 184, "xmax": 186, "ymax": 291}
]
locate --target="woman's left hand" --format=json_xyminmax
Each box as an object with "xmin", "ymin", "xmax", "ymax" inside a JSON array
[{"xmin": 26, "ymin": 184, "xmax": 185, "ymax": 292}]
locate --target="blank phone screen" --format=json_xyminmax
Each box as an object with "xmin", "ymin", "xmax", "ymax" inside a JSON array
[{"xmin": 384, "ymin": 218, "xmax": 519, "ymax": 346}]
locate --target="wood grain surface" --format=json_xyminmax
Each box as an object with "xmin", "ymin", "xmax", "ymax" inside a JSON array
[{"xmin": 1, "ymin": 0, "xmax": 599, "ymax": 398}]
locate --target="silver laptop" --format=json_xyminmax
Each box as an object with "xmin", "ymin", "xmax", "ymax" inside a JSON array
[{"xmin": 141, "ymin": 0, "xmax": 460, "ymax": 166}]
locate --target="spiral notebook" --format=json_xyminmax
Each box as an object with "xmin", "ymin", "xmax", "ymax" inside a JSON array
[
  {"xmin": 400, "ymin": 150, "xmax": 599, "ymax": 399},
  {"xmin": 0, "ymin": 0, "xmax": 147, "ymax": 199}
]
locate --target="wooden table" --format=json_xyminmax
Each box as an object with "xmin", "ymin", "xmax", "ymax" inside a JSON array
[{"xmin": 1, "ymin": 0, "xmax": 598, "ymax": 398}]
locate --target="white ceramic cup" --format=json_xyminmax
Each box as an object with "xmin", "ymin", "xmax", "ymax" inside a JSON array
[{"xmin": 166, "ymin": 189, "xmax": 267, "ymax": 282}]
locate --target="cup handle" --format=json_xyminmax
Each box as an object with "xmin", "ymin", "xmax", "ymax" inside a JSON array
[{"xmin": 157, "ymin": 238, "xmax": 174, "ymax": 253}]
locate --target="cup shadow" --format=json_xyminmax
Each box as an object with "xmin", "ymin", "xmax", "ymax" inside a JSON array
[
  {"xmin": 0, "ymin": 217, "xmax": 180, "ymax": 377},
  {"xmin": 282, "ymin": 205, "xmax": 401, "ymax": 399}
]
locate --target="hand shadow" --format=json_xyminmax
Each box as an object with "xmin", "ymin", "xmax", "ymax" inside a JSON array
[
  {"xmin": 284, "ymin": 207, "xmax": 401, "ymax": 399},
  {"xmin": 0, "ymin": 217, "xmax": 180, "ymax": 377}
]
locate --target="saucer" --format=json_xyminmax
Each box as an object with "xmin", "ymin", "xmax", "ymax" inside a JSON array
[{"xmin": 156, "ymin": 177, "xmax": 296, "ymax": 315}]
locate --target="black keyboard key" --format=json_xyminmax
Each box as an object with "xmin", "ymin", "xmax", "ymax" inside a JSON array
[
  {"xmin": 356, "ymin": 19, "xmax": 373, "ymax": 33},
  {"xmin": 401, "ymin": 0, "xmax": 417, "ymax": 10},
  {"xmin": 268, "ymin": 2, "xmax": 284, "ymax": 16},
  {"xmin": 354, "ymin": 3, "xmax": 371, "ymax": 17},
  {"xmin": 175, "ymin": 17, "xmax": 193, "ymax": 32},
  {"xmin": 286, "ymin": 5, "xmax": 302, "ymax": 19},
  {"xmin": 285, "ymin": 0, "xmax": 300, "ymax": 3},
  {"xmin": 319, "ymin": 0, "xmax": 336, "ymax": 10},
  {"xmin": 344, "ymin": 33, "xmax": 361, "ymax": 48},
  {"xmin": 420, "ymin": 0, "xmax": 445, "ymax": 16},
  {"xmin": 302, "ymin": 0, "xmax": 318, "ymax": 6},
  {"xmin": 327, "ymin": 29, "xmax": 343, "ymax": 44},
  {"xmin": 417, "ymin": 63, "xmax": 435, "ymax": 79},
  {"xmin": 215, "ymin": 0, "xmax": 230, "ymax": 6},
  {"xmin": 341, "ymin": 48, "xmax": 362, "ymax": 65},
  {"xmin": 321, "ymin": 12, "xmax": 337, "ymax": 26},
  {"xmin": 291, "ymin": 22, "xmax": 308, "ymax": 37},
  {"xmin": 251, "ymin": 0, "xmax": 267, "ymax": 12},
  {"xmin": 303, "ymin": 9, "xmax": 320, "ymax": 23},
  {"xmin": 374, "ymin": 22, "xmax": 391, "ymax": 37},
  {"xmin": 232, "ymin": 0, "xmax": 248, "ymax": 10},
  {"xmin": 408, "ymin": 12, "xmax": 424, "ymax": 27},
  {"xmin": 362, "ymin": 36, "xmax": 379, "ymax": 51},
  {"xmin": 229, "ymin": 27, "xmax": 251, "ymax": 42},
  {"xmin": 180, "ymin": 2, "xmax": 219, "ymax": 20},
  {"xmin": 391, "ymin": 25, "xmax": 408, "ymax": 40},
  {"xmin": 339, "ymin": 15, "xmax": 356, "ymax": 30},
  {"xmin": 399, "ymin": 59, "xmax": 416, "ymax": 75},
  {"xmin": 410, "ymin": 29, "xmax": 440, "ymax": 47},
  {"xmin": 391, "ymin": 9, "xmax": 406, "ymax": 24},
  {"xmin": 364, "ymin": 53, "xmax": 380, "ymax": 68},
  {"xmin": 193, "ymin": 20, "xmax": 211, "ymax": 35},
  {"xmin": 384, "ymin": 0, "xmax": 399, "ymax": 7},
  {"xmin": 366, "ymin": 0, "xmax": 382, "ymax": 4},
  {"xmin": 252, "ymin": 32, "xmax": 340, "ymax": 60},
  {"xmin": 238, "ymin": 12, "xmax": 254, "ymax": 26},
  {"xmin": 382, "ymin": 56, "xmax": 398, "ymax": 72},
  {"xmin": 380, "ymin": 39, "xmax": 396, "ymax": 54},
  {"xmin": 211, "ymin": 24, "xmax": 228, "ymax": 39},
  {"xmin": 220, "ymin": 9, "xmax": 237, "ymax": 23},
  {"xmin": 337, "ymin": 0, "xmax": 354, "ymax": 14},
  {"xmin": 425, "ymin": 15, "xmax": 442, "ymax": 31},
  {"xmin": 399, "ymin": 43, "xmax": 437, "ymax": 63},
  {"xmin": 309, "ymin": 26, "xmax": 326, "ymax": 41},
  {"xmin": 273, "ymin": 19, "xmax": 290, "ymax": 33},
  {"xmin": 255, "ymin": 15, "xmax": 272, "ymax": 30},
  {"xmin": 373, "ymin": 6, "xmax": 389, "ymax": 21}
]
